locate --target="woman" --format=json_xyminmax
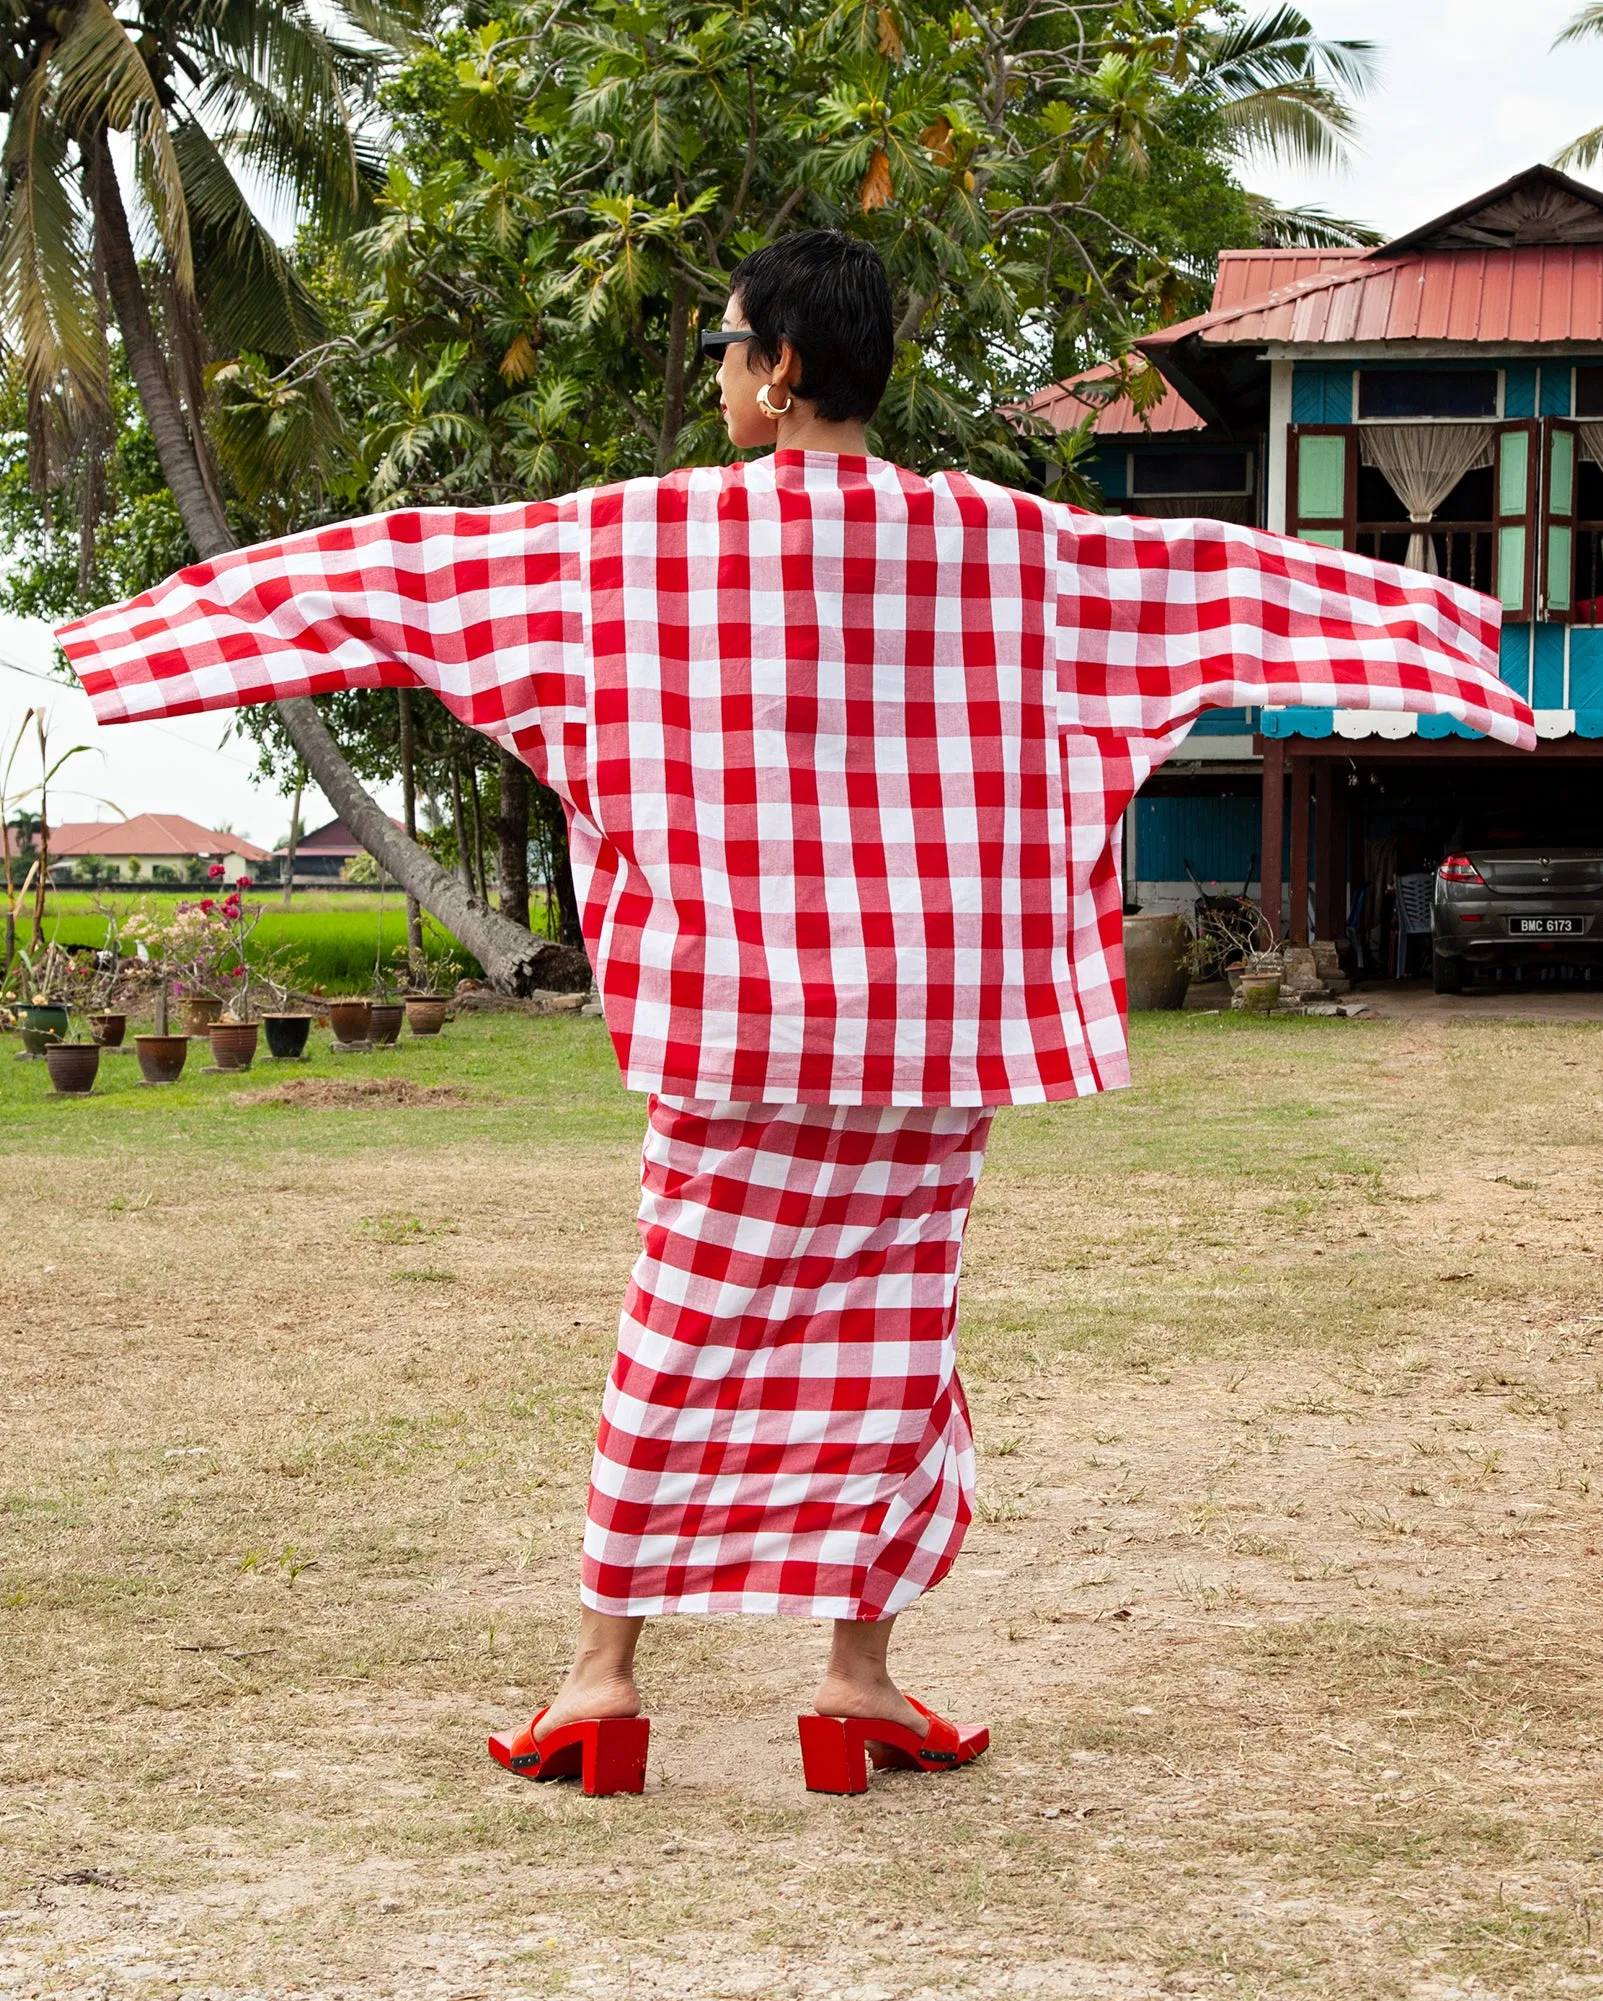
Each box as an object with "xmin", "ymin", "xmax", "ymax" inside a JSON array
[{"xmin": 60, "ymin": 232, "xmax": 1533, "ymax": 1798}]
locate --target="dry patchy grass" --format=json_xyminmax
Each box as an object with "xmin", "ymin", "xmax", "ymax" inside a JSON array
[{"xmin": 1, "ymin": 1010, "xmax": 1600, "ymax": 1999}]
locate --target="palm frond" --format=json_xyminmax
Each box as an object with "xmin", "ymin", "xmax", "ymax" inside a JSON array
[
  {"xmin": 1215, "ymin": 82, "xmax": 1361, "ymax": 173},
  {"xmin": 0, "ymin": 57, "xmax": 107, "ymax": 418},
  {"xmin": 52, "ymin": 0, "xmax": 192, "ymax": 290},
  {"xmin": 1555, "ymin": 121, "xmax": 1603, "ymax": 170},
  {"xmin": 1555, "ymin": 5, "xmax": 1603, "ymax": 47},
  {"xmin": 1242, "ymin": 192, "xmax": 1384, "ymax": 248},
  {"xmin": 171, "ymin": 116, "xmax": 328, "ymax": 358}
]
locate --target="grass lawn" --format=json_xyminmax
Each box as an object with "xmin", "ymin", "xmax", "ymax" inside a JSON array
[{"xmin": 1, "ymin": 1006, "xmax": 1600, "ymax": 1998}]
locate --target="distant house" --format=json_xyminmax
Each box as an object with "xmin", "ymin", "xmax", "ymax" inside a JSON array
[
  {"xmin": 42, "ymin": 815, "xmax": 269, "ymax": 884},
  {"xmin": 277, "ymin": 815, "xmax": 402, "ymax": 883}
]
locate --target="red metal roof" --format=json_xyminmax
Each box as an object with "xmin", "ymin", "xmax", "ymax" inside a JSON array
[
  {"xmin": 1020, "ymin": 361, "xmax": 1207, "ymax": 437},
  {"xmin": 1143, "ymin": 246, "xmax": 1603, "ymax": 352},
  {"xmin": 1210, "ymin": 248, "xmax": 1368, "ymax": 312}
]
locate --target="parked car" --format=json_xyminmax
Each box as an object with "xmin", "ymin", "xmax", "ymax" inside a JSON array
[{"xmin": 1432, "ymin": 849, "xmax": 1603, "ymax": 991}]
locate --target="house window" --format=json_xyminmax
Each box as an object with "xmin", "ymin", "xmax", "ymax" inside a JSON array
[
  {"xmin": 1357, "ymin": 370, "xmax": 1499, "ymax": 420},
  {"xmin": 1128, "ymin": 450, "xmax": 1252, "ymax": 497},
  {"xmin": 1576, "ymin": 367, "xmax": 1603, "ymax": 417}
]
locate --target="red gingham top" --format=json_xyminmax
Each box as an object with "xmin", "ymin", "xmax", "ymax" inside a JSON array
[{"xmin": 58, "ymin": 451, "xmax": 1533, "ymax": 1106}]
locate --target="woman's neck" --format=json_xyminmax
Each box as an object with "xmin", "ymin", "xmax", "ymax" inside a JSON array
[{"xmin": 769, "ymin": 408, "xmax": 870, "ymax": 456}]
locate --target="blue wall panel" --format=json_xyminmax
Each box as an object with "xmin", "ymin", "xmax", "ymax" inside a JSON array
[
  {"xmin": 1570, "ymin": 626, "xmax": 1603, "ymax": 708},
  {"xmin": 1190, "ymin": 706, "xmax": 1259, "ymax": 736},
  {"xmin": 1086, "ymin": 445, "xmax": 1126, "ymax": 501},
  {"xmin": 1504, "ymin": 365, "xmax": 1537, "ymax": 419},
  {"xmin": 1539, "ymin": 365, "xmax": 1574, "ymax": 418},
  {"xmin": 1499, "ymin": 623, "xmax": 1533, "ymax": 701},
  {"xmin": 1136, "ymin": 796, "xmax": 1264, "ymax": 883},
  {"xmin": 1533, "ymin": 622, "xmax": 1567, "ymax": 708},
  {"xmin": 1292, "ymin": 365, "xmax": 1353, "ymax": 423}
]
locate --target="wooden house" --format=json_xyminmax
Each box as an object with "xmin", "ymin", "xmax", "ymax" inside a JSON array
[{"xmin": 1028, "ymin": 165, "xmax": 1603, "ymax": 971}]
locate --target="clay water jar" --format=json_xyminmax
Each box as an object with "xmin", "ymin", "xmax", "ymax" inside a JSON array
[
  {"xmin": 1122, "ymin": 912, "xmax": 1192, "ymax": 1012},
  {"xmin": 88, "ymin": 1011, "xmax": 126, "ymax": 1048},
  {"xmin": 45, "ymin": 1042, "xmax": 99, "ymax": 1096},
  {"xmin": 262, "ymin": 1013, "xmax": 312, "ymax": 1060},
  {"xmin": 368, "ymin": 1002, "xmax": 405, "ymax": 1046},
  {"xmin": 405, "ymin": 995, "xmax": 448, "ymax": 1037},
  {"xmin": 208, "ymin": 1020, "xmax": 259, "ymax": 1071},
  {"xmin": 328, "ymin": 997, "xmax": 373, "ymax": 1044},
  {"xmin": 135, "ymin": 1033, "xmax": 189, "ymax": 1085},
  {"xmin": 20, "ymin": 1003, "xmax": 68, "ymax": 1055}
]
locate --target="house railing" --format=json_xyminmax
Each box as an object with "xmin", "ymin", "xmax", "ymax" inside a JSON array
[{"xmin": 1354, "ymin": 523, "xmax": 1495, "ymax": 597}]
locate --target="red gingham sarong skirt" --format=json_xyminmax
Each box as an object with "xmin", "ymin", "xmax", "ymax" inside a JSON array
[{"xmin": 581, "ymin": 1095, "xmax": 996, "ymax": 1620}]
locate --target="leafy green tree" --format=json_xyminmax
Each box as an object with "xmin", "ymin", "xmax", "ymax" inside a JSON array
[{"xmin": 1555, "ymin": 6, "xmax": 1603, "ymax": 168}]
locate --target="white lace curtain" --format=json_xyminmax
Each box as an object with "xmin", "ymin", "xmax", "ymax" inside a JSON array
[{"xmin": 1359, "ymin": 424, "xmax": 1496, "ymax": 573}]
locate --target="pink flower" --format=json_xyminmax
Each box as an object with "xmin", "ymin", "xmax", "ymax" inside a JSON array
[
  {"xmin": 234, "ymin": 875, "xmax": 253, "ymax": 889},
  {"xmin": 199, "ymin": 898, "xmax": 215, "ymax": 913},
  {"xmin": 208, "ymin": 863, "xmax": 226, "ymax": 879}
]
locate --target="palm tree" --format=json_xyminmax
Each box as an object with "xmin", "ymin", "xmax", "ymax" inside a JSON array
[
  {"xmin": 1194, "ymin": 6, "xmax": 1385, "ymax": 248},
  {"xmin": 0, "ymin": 0, "xmax": 557, "ymax": 991},
  {"xmin": 1554, "ymin": 6, "xmax": 1603, "ymax": 168}
]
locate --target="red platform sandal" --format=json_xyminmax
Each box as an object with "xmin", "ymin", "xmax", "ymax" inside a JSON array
[
  {"xmin": 797, "ymin": 1697, "xmax": 989, "ymax": 1795},
  {"xmin": 487, "ymin": 1708, "xmax": 650, "ymax": 1797}
]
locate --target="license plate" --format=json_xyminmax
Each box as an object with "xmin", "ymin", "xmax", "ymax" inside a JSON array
[{"xmin": 1509, "ymin": 916, "xmax": 1582, "ymax": 936}]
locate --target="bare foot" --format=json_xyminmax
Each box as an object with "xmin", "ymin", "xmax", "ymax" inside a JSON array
[
  {"xmin": 812, "ymin": 1669, "xmax": 927, "ymax": 1738},
  {"xmin": 534, "ymin": 1670, "xmax": 642, "ymax": 1741}
]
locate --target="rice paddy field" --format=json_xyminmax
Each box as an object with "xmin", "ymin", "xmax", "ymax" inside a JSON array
[{"xmin": 30, "ymin": 890, "xmax": 494, "ymax": 991}]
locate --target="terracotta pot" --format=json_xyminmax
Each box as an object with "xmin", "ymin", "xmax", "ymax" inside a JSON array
[
  {"xmin": 208, "ymin": 1020, "xmax": 259, "ymax": 1071},
  {"xmin": 181, "ymin": 996, "xmax": 223, "ymax": 1038},
  {"xmin": 368, "ymin": 1002, "xmax": 405, "ymax": 1046},
  {"xmin": 1237, "ymin": 973, "xmax": 1282, "ymax": 1015},
  {"xmin": 263, "ymin": 1013, "xmax": 312, "ymax": 1060},
  {"xmin": 88, "ymin": 1011, "xmax": 126, "ymax": 1048},
  {"xmin": 20, "ymin": 1003, "xmax": 68, "ymax": 1055},
  {"xmin": 135, "ymin": 1033, "xmax": 189, "ymax": 1085},
  {"xmin": 1122, "ymin": 913, "xmax": 1192, "ymax": 1012},
  {"xmin": 328, "ymin": 997, "xmax": 373, "ymax": 1044},
  {"xmin": 405, "ymin": 995, "xmax": 448, "ymax": 1037},
  {"xmin": 45, "ymin": 1042, "xmax": 99, "ymax": 1096}
]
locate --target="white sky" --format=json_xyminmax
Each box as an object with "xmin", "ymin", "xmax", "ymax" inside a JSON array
[
  {"xmin": 9, "ymin": 4, "xmax": 1603, "ymax": 846},
  {"xmin": 1251, "ymin": 0, "xmax": 1603, "ymax": 237}
]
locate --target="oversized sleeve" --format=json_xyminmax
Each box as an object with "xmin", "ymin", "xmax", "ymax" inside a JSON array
[
  {"xmin": 1051, "ymin": 510, "xmax": 1536, "ymax": 754},
  {"xmin": 54, "ymin": 498, "xmax": 588, "ymax": 775}
]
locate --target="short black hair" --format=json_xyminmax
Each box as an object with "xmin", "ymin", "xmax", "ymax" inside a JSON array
[{"xmin": 727, "ymin": 232, "xmax": 894, "ymax": 424}]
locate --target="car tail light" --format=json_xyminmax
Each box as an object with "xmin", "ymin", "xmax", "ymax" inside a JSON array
[{"xmin": 1438, "ymin": 853, "xmax": 1486, "ymax": 886}]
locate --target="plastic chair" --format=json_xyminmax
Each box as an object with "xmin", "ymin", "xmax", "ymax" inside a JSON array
[{"xmin": 1394, "ymin": 871, "xmax": 1435, "ymax": 978}]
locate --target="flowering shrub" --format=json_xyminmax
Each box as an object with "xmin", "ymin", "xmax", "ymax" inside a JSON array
[{"xmin": 120, "ymin": 886, "xmax": 301, "ymax": 1022}]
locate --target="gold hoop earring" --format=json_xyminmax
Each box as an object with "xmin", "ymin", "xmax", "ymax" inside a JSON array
[{"xmin": 756, "ymin": 383, "xmax": 793, "ymax": 419}]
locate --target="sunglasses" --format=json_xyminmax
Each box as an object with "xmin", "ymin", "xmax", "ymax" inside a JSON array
[{"xmin": 699, "ymin": 328, "xmax": 760, "ymax": 354}]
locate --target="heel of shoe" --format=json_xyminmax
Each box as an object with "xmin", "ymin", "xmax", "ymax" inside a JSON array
[
  {"xmin": 797, "ymin": 1714, "xmax": 869, "ymax": 1794},
  {"xmin": 580, "ymin": 1716, "xmax": 650, "ymax": 1796}
]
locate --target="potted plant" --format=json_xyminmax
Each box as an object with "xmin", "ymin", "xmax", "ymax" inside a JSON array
[
  {"xmin": 1234, "ymin": 948, "xmax": 1284, "ymax": 1014},
  {"xmin": 397, "ymin": 940, "xmax": 454, "ymax": 1038},
  {"xmin": 45, "ymin": 1037, "xmax": 99, "ymax": 1096},
  {"xmin": 328, "ymin": 994, "xmax": 374, "ymax": 1047},
  {"xmin": 203, "ymin": 875, "xmax": 265, "ymax": 1071},
  {"xmin": 15, "ymin": 944, "xmax": 70, "ymax": 1055},
  {"xmin": 118, "ymin": 905, "xmax": 189, "ymax": 1086}
]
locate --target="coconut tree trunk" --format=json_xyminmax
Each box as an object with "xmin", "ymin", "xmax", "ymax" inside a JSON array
[
  {"xmin": 87, "ymin": 141, "xmax": 560, "ymax": 993},
  {"xmin": 496, "ymin": 749, "xmax": 531, "ymax": 929},
  {"xmin": 466, "ymin": 760, "xmax": 488, "ymax": 904}
]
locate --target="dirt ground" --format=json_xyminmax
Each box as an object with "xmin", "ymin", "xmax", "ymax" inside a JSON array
[{"xmin": 1, "ymin": 1012, "xmax": 1600, "ymax": 2000}]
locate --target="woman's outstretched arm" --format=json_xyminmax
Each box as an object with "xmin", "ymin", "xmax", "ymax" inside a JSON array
[
  {"xmin": 1051, "ymin": 511, "xmax": 1536, "ymax": 755},
  {"xmin": 56, "ymin": 498, "xmax": 586, "ymax": 769}
]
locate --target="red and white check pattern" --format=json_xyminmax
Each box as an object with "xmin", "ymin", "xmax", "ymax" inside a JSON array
[
  {"xmin": 583, "ymin": 1093, "xmax": 992, "ymax": 1618},
  {"xmin": 59, "ymin": 452, "xmax": 1534, "ymax": 1108}
]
